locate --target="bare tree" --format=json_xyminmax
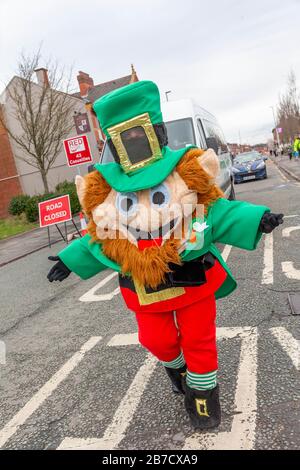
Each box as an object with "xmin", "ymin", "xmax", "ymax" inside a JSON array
[
  {"xmin": 276, "ymin": 70, "xmax": 300, "ymax": 144},
  {"xmin": 0, "ymin": 50, "xmax": 75, "ymax": 193}
]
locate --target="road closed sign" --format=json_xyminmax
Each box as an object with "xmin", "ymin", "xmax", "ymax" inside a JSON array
[
  {"xmin": 63, "ymin": 134, "xmax": 92, "ymax": 167},
  {"xmin": 39, "ymin": 195, "xmax": 72, "ymax": 228}
]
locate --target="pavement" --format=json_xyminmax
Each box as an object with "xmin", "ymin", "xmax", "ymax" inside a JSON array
[
  {"xmin": 0, "ymin": 215, "xmax": 81, "ymax": 267},
  {"xmin": 0, "ymin": 159, "xmax": 300, "ymax": 450},
  {"xmin": 271, "ymin": 153, "xmax": 300, "ymax": 181}
]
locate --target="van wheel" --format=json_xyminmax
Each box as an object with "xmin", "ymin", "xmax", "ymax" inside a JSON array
[{"xmin": 229, "ymin": 181, "xmax": 236, "ymax": 200}]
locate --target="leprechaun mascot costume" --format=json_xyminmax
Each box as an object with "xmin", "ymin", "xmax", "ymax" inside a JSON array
[{"xmin": 47, "ymin": 81, "xmax": 283, "ymax": 430}]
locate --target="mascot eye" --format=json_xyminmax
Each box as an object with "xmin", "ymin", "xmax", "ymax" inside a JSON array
[
  {"xmin": 116, "ymin": 192, "xmax": 138, "ymax": 215},
  {"xmin": 150, "ymin": 184, "xmax": 170, "ymax": 208}
]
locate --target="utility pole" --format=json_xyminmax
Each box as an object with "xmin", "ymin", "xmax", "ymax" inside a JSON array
[{"xmin": 238, "ymin": 130, "xmax": 242, "ymax": 152}]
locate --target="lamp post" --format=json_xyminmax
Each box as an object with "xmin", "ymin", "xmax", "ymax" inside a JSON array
[{"xmin": 165, "ymin": 90, "xmax": 171, "ymax": 102}]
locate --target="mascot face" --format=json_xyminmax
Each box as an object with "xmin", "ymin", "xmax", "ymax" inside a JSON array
[
  {"xmin": 76, "ymin": 148, "xmax": 222, "ymax": 288},
  {"xmin": 90, "ymin": 169, "xmax": 197, "ymax": 248}
]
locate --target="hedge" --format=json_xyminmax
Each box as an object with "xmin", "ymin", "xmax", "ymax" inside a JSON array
[
  {"xmin": 55, "ymin": 180, "xmax": 81, "ymax": 214},
  {"xmin": 8, "ymin": 195, "xmax": 31, "ymax": 216},
  {"xmin": 8, "ymin": 180, "xmax": 81, "ymax": 223},
  {"xmin": 24, "ymin": 193, "xmax": 56, "ymax": 223}
]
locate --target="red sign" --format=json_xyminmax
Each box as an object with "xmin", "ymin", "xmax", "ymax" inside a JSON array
[
  {"xmin": 63, "ymin": 134, "xmax": 92, "ymax": 167},
  {"xmin": 39, "ymin": 195, "xmax": 72, "ymax": 228}
]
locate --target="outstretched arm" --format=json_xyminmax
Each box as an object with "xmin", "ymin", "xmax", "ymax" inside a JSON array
[
  {"xmin": 47, "ymin": 256, "xmax": 71, "ymax": 282},
  {"xmin": 46, "ymin": 234, "xmax": 109, "ymax": 282},
  {"xmin": 210, "ymin": 198, "xmax": 283, "ymax": 250},
  {"xmin": 259, "ymin": 212, "xmax": 283, "ymax": 233}
]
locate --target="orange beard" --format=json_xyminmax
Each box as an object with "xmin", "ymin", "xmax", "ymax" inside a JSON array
[{"xmin": 102, "ymin": 237, "xmax": 182, "ymax": 289}]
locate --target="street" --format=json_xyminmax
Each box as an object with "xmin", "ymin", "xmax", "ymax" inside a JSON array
[{"xmin": 0, "ymin": 159, "xmax": 299, "ymax": 450}]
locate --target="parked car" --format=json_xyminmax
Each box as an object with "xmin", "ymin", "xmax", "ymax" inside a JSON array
[
  {"xmin": 232, "ymin": 151, "xmax": 267, "ymax": 183},
  {"xmin": 99, "ymin": 98, "xmax": 235, "ymax": 200}
]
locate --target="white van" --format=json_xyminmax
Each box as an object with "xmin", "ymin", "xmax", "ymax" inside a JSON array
[
  {"xmin": 99, "ymin": 98, "xmax": 235, "ymax": 199},
  {"xmin": 161, "ymin": 99, "xmax": 234, "ymax": 199}
]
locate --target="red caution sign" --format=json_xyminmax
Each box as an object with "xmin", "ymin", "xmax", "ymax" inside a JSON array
[
  {"xmin": 39, "ymin": 195, "xmax": 72, "ymax": 228},
  {"xmin": 63, "ymin": 134, "xmax": 92, "ymax": 167}
]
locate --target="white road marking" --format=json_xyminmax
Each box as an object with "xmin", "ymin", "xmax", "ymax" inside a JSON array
[
  {"xmin": 282, "ymin": 225, "xmax": 300, "ymax": 237},
  {"xmin": 271, "ymin": 327, "xmax": 299, "ymax": 370},
  {"xmin": 79, "ymin": 272, "xmax": 119, "ymax": 302},
  {"xmin": 57, "ymin": 354, "xmax": 157, "ymax": 450},
  {"xmin": 262, "ymin": 233, "xmax": 273, "ymax": 284},
  {"xmin": 281, "ymin": 225, "xmax": 300, "ymax": 279},
  {"xmin": 184, "ymin": 328, "xmax": 258, "ymax": 450},
  {"xmin": 0, "ymin": 336, "xmax": 102, "ymax": 448},
  {"xmin": 58, "ymin": 327, "xmax": 255, "ymax": 450},
  {"xmin": 106, "ymin": 327, "xmax": 253, "ymax": 348},
  {"xmin": 221, "ymin": 244, "xmax": 232, "ymax": 262},
  {"xmin": 217, "ymin": 326, "xmax": 253, "ymax": 339},
  {"xmin": 107, "ymin": 333, "xmax": 139, "ymax": 347},
  {"xmin": 282, "ymin": 261, "xmax": 300, "ymax": 280}
]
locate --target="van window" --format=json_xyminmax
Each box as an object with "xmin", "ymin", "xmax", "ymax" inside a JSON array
[
  {"xmin": 196, "ymin": 119, "xmax": 207, "ymax": 149},
  {"xmin": 100, "ymin": 142, "xmax": 115, "ymax": 164},
  {"xmin": 202, "ymin": 119, "xmax": 228, "ymax": 153},
  {"xmin": 165, "ymin": 118, "xmax": 196, "ymax": 150}
]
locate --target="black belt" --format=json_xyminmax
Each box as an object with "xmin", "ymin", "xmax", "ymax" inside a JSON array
[{"xmin": 119, "ymin": 253, "xmax": 215, "ymax": 293}]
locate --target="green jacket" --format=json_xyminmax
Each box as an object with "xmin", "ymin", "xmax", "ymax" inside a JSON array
[{"xmin": 59, "ymin": 198, "xmax": 270, "ymax": 299}]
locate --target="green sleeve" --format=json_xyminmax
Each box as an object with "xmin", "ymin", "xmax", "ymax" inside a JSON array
[
  {"xmin": 210, "ymin": 198, "xmax": 270, "ymax": 250},
  {"xmin": 58, "ymin": 235, "xmax": 108, "ymax": 280}
]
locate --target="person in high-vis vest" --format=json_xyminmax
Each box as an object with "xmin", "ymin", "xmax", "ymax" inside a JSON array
[
  {"xmin": 293, "ymin": 135, "xmax": 300, "ymax": 159},
  {"xmin": 47, "ymin": 81, "xmax": 284, "ymax": 430}
]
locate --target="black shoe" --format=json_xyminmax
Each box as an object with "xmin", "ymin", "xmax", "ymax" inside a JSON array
[
  {"xmin": 184, "ymin": 384, "xmax": 221, "ymax": 430},
  {"xmin": 164, "ymin": 365, "xmax": 187, "ymax": 394}
]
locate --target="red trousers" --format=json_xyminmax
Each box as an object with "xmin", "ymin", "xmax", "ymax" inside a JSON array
[{"xmin": 135, "ymin": 294, "xmax": 217, "ymax": 374}]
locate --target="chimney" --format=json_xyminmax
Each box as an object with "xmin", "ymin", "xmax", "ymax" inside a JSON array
[
  {"xmin": 34, "ymin": 68, "xmax": 50, "ymax": 87},
  {"xmin": 77, "ymin": 71, "xmax": 94, "ymax": 97},
  {"xmin": 129, "ymin": 64, "xmax": 138, "ymax": 83}
]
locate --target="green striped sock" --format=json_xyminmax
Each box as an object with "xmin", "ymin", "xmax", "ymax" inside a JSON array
[
  {"xmin": 161, "ymin": 352, "xmax": 185, "ymax": 369},
  {"xmin": 186, "ymin": 370, "xmax": 217, "ymax": 391}
]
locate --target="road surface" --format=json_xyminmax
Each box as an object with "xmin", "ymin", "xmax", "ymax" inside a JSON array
[{"xmin": 0, "ymin": 160, "xmax": 299, "ymax": 450}]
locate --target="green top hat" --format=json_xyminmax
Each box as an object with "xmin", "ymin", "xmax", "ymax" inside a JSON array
[{"xmin": 93, "ymin": 80, "xmax": 193, "ymax": 193}]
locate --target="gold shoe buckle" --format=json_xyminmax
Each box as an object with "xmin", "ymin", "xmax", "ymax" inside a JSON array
[{"xmin": 195, "ymin": 398, "xmax": 209, "ymax": 417}]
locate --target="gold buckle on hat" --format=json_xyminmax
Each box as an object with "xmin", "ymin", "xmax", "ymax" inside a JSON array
[{"xmin": 107, "ymin": 113, "xmax": 162, "ymax": 173}]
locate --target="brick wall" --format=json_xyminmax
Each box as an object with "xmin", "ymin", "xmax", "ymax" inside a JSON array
[{"xmin": 0, "ymin": 108, "xmax": 23, "ymax": 218}]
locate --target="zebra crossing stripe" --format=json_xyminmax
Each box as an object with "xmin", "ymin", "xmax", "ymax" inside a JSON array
[
  {"xmin": 0, "ymin": 337, "xmax": 102, "ymax": 449},
  {"xmin": 57, "ymin": 354, "xmax": 157, "ymax": 450},
  {"xmin": 221, "ymin": 244, "xmax": 232, "ymax": 262},
  {"xmin": 262, "ymin": 233, "xmax": 273, "ymax": 284},
  {"xmin": 57, "ymin": 327, "xmax": 256, "ymax": 450},
  {"xmin": 183, "ymin": 328, "xmax": 258, "ymax": 450},
  {"xmin": 270, "ymin": 327, "xmax": 299, "ymax": 370}
]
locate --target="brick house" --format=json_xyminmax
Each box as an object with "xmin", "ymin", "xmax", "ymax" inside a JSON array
[
  {"xmin": 0, "ymin": 66, "xmax": 138, "ymax": 218},
  {"xmin": 73, "ymin": 64, "xmax": 139, "ymax": 153},
  {"xmin": 0, "ymin": 107, "xmax": 23, "ymax": 218}
]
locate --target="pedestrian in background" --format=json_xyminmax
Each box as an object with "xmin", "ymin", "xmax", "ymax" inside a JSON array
[
  {"xmin": 288, "ymin": 143, "xmax": 293, "ymax": 161},
  {"xmin": 293, "ymin": 135, "xmax": 300, "ymax": 160}
]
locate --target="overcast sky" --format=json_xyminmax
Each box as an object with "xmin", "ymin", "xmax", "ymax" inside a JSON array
[{"xmin": 1, "ymin": 0, "xmax": 300, "ymax": 144}]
